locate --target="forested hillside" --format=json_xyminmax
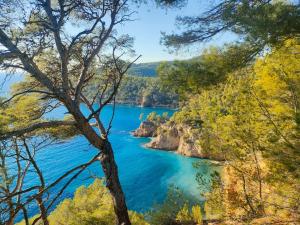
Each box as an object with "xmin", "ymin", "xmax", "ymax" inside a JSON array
[
  {"xmin": 116, "ymin": 62, "xmax": 179, "ymax": 108},
  {"xmin": 126, "ymin": 62, "xmax": 161, "ymax": 77},
  {"xmin": 86, "ymin": 75, "xmax": 178, "ymax": 108},
  {"xmin": 116, "ymin": 76, "xmax": 178, "ymax": 107}
]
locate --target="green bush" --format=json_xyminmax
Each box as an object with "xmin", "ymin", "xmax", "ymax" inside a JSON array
[
  {"xmin": 147, "ymin": 186, "xmax": 203, "ymax": 225},
  {"xmin": 16, "ymin": 179, "xmax": 148, "ymax": 225}
]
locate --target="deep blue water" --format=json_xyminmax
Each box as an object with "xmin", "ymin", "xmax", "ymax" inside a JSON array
[{"xmin": 14, "ymin": 104, "xmax": 216, "ymax": 221}]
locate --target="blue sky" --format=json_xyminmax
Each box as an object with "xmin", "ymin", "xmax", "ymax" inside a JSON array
[{"xmin": 118, "ymin": 0, "xmax": 237, "ymax": 63}]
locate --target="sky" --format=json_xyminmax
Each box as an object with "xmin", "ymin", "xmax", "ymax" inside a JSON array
[{"xmin": 117, "ymin": 0, "xmax": 237, "ymax": 63}]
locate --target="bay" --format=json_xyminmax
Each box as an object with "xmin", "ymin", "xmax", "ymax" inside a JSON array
[{"xmin": 16, "ymin": 104, "xmax": 215, "ymax": 220}]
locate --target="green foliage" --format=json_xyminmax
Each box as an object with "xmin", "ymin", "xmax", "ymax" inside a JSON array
[
  {"xmin": 3, "ymin": 1, "xmax": 300, "ymax": 224},
  {"xmin": 145, "ymin": 111, "xmax": 169, "ymax": 124},
  {"xmin": 87, "ymin": 75, "xmax": 178, "ymax": 107},
  {"xmin": 50, "ymin": 179, "xmax": 115, "ymax": 225},
  {"xmin": 0, "ymin": 75, "xmax": 78, "ymax": 139},
  {"xmin": 176, "ymin": 204, "xmax": 193, "ymax": 224},
  {"xmin": 161, "ymin": 0, "xmax": 300, "ymax": 53},
  {"xmin": 162, "ymin": 112, "xmax": 169, "ymax": 121},
  {"xmin": 146, "ymin": 112, "xmax": 159, "ymax": 122},
  {"xmin": 127, "ymin": 62, "xmax": 160, "ymax": 77},
  {"xmin": 253, "ymin": 38, "xmax": 300, "ymax": 178},
  {"xmin": 191, "ymin": 205, "xmax": 203, "ymax": 225},
  {"xmin": 169, "ymin": 39, "xmax": 300, "ymax": 221},
  {"xmin": 0, "ymin": 94, "xmax": 78, "ymax": 140},
  {"xmin": 147, "ymin": 186, "xmax": 203, "ymax": 225},
  {"xmin": 201, "ymin": 172, "xmax": 224, "ymax": 221},
  {"xmin": 147, "ymin": 186, "xmax": 188, "ymax": 225},
  {"xmin": 224, "ymin": 1, "xmax": 300, "ymax": 45},
  {"xmin": 0, "ymin": 94, "xmax": 43, "ymax": 131},
  {"xmin": 176, "ymin": 204, "xmax": 203, "ymax": 225},
  {"xmin": 157, "ymin": 44, "xmax": 253, "ymax": 99},
  {"xmin": 16, "ymin": 179, "xmax": 149, "ymax": 225}
]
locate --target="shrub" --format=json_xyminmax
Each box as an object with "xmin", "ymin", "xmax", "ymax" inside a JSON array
[{"xmin": 16, "ymin": 179, "xmax": 148, "ymax": 225}]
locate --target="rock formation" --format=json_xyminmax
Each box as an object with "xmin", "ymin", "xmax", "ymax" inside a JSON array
[
  {"xmin": 145, "ymin": 125, "xmax": 180, "ymax": 150},
  {"xmin": 134, "ymin": 121, "xmax": 224, "ymax": 160},
  {"xmin": 132, "ymin": 121, "xmax": 157, "ymax": 137}
]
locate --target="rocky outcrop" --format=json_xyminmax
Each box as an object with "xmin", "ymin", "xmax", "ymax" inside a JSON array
[
  {"xmin": 139, "ymin": 122, "xmax": 224, "ymax": 161},
  {"xmin": 141, "ymin": 94, "xmax": 152, "ymax": 107},
  {"xmin": 177, "ymin": 137, "xmax": 201, "ymax": 157},
  {"xmin": 145, "ymin": 125, "xmax": 180, "ymax": 150},
  {"xmin": 177, "ymin": 137, "xmax": 225, "ymax": 160},
  {"xmin": 132, "ymin": 121, "xmax": 157, "ymax": 137}
]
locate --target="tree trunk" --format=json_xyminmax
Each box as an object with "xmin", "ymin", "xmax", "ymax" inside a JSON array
[
  {"xmin": 6, "ymin": 199, "xmax": 15, "ymax": 225},
  {"xmin": 99, "ymin": 140, "xmax": 131, "ymax": 225},
  {"xmin": 6, "ymin": 212, "xmax": 15, "ymax": 225},
  {"xmin": 63, "ymin": 99, "xmax": 131, "ymax": 225},
  {"xmin": 36, "ymin": 195, "xmax": 49, "ymax": 225}
]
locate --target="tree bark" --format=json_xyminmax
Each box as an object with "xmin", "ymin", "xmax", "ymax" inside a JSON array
[
  {"xmin": 100, "ymin": 141, "xmax": 131, "ymax": 225},
  {"xmin": 6, "ymin": 200, "xmax": 15, "ymax": 225},
  {"xmin": 36, "ymin": 195, "xmax": 49, "ymax": 225}
]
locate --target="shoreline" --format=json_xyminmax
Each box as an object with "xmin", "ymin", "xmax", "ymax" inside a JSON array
[
  {"xmin": 132, "ymin": 133, "xmax": 224, "ymax": 164},
  {"xmin": 109, "ymin": 101, "xmax": 178, "ymax": 110}
]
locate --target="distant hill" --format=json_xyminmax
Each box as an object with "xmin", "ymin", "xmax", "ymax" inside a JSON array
[
  {"xmin": 127, "ymin": 62, "xmax": 161, "ymax": 77},
  {"xmin": 127, "ymin": 60, "xmax": 192, "ymax": 77}
]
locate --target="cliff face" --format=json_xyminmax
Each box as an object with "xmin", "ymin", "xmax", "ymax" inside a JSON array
[
  {"xmin": 177, "ymin": 137, "xmax": 202, "ymax": 158},
  {"xmin": 145, "ymin": 125, "xmax": 180, "ymax": 150},
  {"xmin": 132, "ymin": 121, "xmax": 157, "ymax": 137},
  {"xmin": 134, "ymin": 122, "xmax": 224, "ymax": 160}
]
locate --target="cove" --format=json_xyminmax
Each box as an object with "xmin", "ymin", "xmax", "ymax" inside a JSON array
[{"xmin": 22, "ymin": 104, "xmax": 216, "ymax": 218}]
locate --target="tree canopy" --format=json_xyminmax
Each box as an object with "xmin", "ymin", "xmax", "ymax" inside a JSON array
[
  {"xmin": 159, "ymin": 0, "xmax": 300, "ymax": 57},
  {"xmin": 157, "ymin": 43, "xmax": 256, "ymax": 99},
  {"xmin": 169, "ymin": 38, "xmax": 300, "ymax": 222}
]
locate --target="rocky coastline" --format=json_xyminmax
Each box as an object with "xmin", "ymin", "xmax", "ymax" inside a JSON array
[
  {"xmin": 133, "ymin": 120, "xmax": 224, "ymax": 161},
  {"xmin": 114, "ymin": 99, "xmax": 178, "ymax": 109}
]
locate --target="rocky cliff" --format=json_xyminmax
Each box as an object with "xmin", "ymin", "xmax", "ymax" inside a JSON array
[
  {"xmin": 134, "ymin": 121, "xmax": 224, "ymax": 160},
  {"xmin": 132, "ymin": 121, "xmax": 157, "ymax": 137},
  {"xmin": 145, "ymin": 124, "xmax": 180, "ymax": 150}
]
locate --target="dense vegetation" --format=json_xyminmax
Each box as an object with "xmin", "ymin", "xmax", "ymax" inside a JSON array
[
  {"xmin": 126, "ymin": 62, "xmax": 161, "ymax": 77},
  {"xmin": 16, "ymin": 180, "xmax": 148, "ymax": 225},
  {"xmin": 87, "ymin": 75, "xmax": 178, "ymax": 107},
  {"xmin": 157, "ymin": 38, "xmax": 300, "ymax": 223},
  {"xmin": 157, "ymin": 44, "xmax": 254, "ymax": 100}
]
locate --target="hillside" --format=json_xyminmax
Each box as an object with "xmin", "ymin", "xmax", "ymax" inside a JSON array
[
  {"xmin": 86, "ymin": 75, "xmax": 178, "ymax": 108},
  {"xmin": 127, "ymin": 62, "xmax": 161, "ymax": 77}
]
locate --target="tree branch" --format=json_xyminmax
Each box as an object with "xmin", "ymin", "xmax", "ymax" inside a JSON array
[{"xmin": 0, "ymin": 121, "xmax": 77, "ymax": 140}]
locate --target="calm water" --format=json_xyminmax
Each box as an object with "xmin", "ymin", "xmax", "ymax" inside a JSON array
[{"xmin": 15, "ymin": 104, "xmax": 215, "ymax": 220}]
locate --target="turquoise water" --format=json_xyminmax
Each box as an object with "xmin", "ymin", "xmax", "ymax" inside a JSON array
[{"xmin": 17, "ymin": 105, "xmax": 215, "ymax": 219}]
